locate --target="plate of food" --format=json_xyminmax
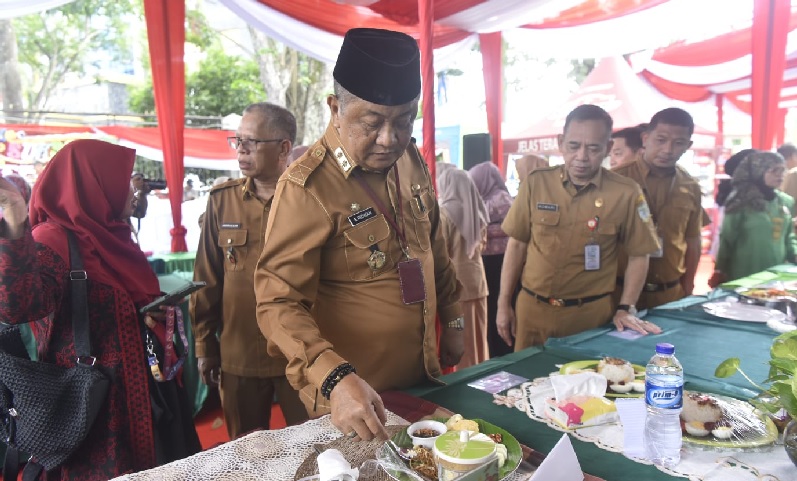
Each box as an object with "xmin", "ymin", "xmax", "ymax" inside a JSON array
[
  {"xmin": 702, "ymin": 301, "xmax": 787, "ymax": 323},
  {"xmin": 379, "ymin": 415, "xmax": 522, "ymax": 481},
  {"xmin": 736, "ymin": 287, "xmax": 796, "ymax": 301},
  {"xmin": 559, "ymin": 358, "xmax": 645, "ymax": 397},
  {"xmin": 680, "ymin": 391, "xmax": 778, "ymax": 449}
]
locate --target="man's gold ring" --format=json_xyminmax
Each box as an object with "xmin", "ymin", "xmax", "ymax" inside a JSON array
[{"xmin": 346, "ymin": 431, "xmax": 357, "ymax": 439}]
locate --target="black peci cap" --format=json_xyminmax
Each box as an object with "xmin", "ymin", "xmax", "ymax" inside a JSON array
[{"xmin": 333, "ymin": 28, "xmax": 421, "ymax": 106}]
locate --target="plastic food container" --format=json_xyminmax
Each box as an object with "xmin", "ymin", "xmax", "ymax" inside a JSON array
[
  {"xmin": 407, "ymin": 420, "xmax": 447, "ymax": 449},
  {"xmin": 433, "ymin": 430, "xmax": 496, "ymax": 481}
]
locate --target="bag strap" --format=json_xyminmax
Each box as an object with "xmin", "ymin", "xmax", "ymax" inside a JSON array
[{"xmin": 65, "ymin": 230, "xmax": 94, "ymax": 363}]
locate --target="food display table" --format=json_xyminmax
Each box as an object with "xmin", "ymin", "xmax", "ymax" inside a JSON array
[{"xmin": 110, "ymin": 265, "xmax": 797, "ymax": 481}]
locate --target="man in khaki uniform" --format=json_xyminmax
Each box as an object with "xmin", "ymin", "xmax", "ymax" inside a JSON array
[
  {"xmin": 497, "ymin": 105, "xmax": 662, "ymax": 350},
  {"xmin": 778, "ymin": 143, "xmax": 797, "ymax": 206},
  {"xmin": 191, "ymin": 103, "xmax": 308, "ymax": 439},
  {"xmin": 614, "ymin": 108, "xmax": 704, "ymax": 309},
  {"xmin": 254, "ymin": 28, "xmax": 463, "ymax": 442}
]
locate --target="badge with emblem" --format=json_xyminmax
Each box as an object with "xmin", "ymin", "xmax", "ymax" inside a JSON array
[
  {"xmin": 367, "ymin": 249, "xmax": 386, "ymax": 270},
  {"xmin": 334, "ymin": 147, "xmax": 352, "ymax": 173}
]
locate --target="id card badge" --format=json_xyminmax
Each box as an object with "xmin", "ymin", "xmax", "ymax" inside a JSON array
[
  {"xmin": 584, "ymin": 243, "xmax": 601, "ymax": 271},
  {"xmin": 651, "ymin": 235, "xmax": 664, "ymax": 258},
  {"xmin": 397, "ymin": 258, "xmax": 427, "ymax": 304}
]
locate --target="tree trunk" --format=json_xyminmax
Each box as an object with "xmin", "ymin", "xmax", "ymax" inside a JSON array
[
  {"xmin": 247, "ymin": 27, "xmax": 331, "ymax": 146},
  {"xmin": 0, "ymin": 20, "xmax": 24, "ymax": 120}
]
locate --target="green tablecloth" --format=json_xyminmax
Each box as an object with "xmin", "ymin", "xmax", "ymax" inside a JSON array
[
  {"xmin": 404, "ymin": 267, "xmax": 797, "ymax": 481},
  {"xmin": 720, "ymin": 262, "xmax": 797, "ymax": 288},
  {"xmin": 407, "ymin": 348, "xmax": 678, "ymax": 481},
  {"xmin": 148, "ymin": 252, "xmax": 197, "ymax": 277}
]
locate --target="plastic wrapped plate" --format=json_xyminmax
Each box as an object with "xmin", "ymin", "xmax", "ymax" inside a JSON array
[{"xmin": 680, "ymin": 391, "xmax": 778, "ymax": 450}]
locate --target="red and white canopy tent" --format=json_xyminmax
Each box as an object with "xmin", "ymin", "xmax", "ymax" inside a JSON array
[
  {"xmin": 2, "ymin": 0, "xmax": 791, "ymax": 251},
  {"xmin": 632, "ymin": 0, "xmax": 796, "ymax": 150},
  {"xmin": 502, "ymin": 57, "xmax": 719, "ymax": 155},
  {"xmin": 0, "ymin": 124, "xmax": 237, "ymax": 170}
]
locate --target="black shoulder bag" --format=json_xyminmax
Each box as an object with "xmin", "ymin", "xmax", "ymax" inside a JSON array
[{"xmin": 0, "ymin": 230, "xmax": 111, "ymax": 480}]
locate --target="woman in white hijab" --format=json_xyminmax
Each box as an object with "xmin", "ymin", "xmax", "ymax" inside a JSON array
[{"xmin": 437, "ymin": 167, "xmax": 490, "ymax": 368}]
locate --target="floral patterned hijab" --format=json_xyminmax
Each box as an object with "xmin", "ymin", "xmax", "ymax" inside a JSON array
[{"xmin": 725, "ymin": 151, "xmax": 785, "ymax": 214}]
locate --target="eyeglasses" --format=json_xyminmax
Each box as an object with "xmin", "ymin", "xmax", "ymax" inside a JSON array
[{"xmin": 227, "ymin": 136, "xmax": 284, "ymax": 150}]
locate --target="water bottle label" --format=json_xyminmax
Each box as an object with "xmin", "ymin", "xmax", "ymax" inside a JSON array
[{"xmin": 645, "ymin": 382, "xmax": 683, "ymax": 409}]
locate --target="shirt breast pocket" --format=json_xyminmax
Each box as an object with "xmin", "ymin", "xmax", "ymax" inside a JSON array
[
  {"xmin": 409, "ymin": 190, "xmax": 433, "ymax": 252},
  {"xmin": 667, "ymin": 198, "xmax": 696, "ymax": 234},
  {"xmin": 217, "ymin": 229, "xmax": 247, "ymax": 272},
  {"xmin": 343, "ymin": 215, "xmax": 394, "ymax": 281},
  {"xmin": 532, "ymin": 211, "xmax": 560, "ymax": 252}
]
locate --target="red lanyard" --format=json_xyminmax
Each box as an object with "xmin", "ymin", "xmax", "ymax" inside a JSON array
[{"xmin": 351, "ymin": 165, "xmax": 410, "ymax": 258}]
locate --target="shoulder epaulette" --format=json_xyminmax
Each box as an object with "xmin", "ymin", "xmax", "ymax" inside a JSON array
[
  {"xmin": 209, "ymin": 177, "xmax": 245, "ymax": 194},
  {"xmin": 286, "ymin": 142, "xmax": 326, "ymax": 187}
]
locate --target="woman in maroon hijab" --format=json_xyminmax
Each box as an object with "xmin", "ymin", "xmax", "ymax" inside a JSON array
[{"xmin": 0, "ymin": 140, "xmax": 200, "ymax": 480}]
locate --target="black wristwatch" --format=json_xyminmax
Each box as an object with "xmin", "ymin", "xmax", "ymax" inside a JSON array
[{"xmin": 616, "ymin": 304, "xmax": 638, "ymax": 315}]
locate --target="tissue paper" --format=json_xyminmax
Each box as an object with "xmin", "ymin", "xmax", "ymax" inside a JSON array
[
  {"xmin": 545, "ymin": 372, "xmax": 617, "ymax": 429},
  {"xmin": 317, "ymin": 449, "xmax": 359, "ymax": 481}
]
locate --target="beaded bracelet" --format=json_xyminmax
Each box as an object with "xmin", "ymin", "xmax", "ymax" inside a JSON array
[{"xmin": 321, "ymin": 362, "xmax": 357, "ymax": 399}]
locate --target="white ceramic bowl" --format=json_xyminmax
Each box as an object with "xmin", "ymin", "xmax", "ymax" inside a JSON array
[{"xmin": 408, "ymin": 420, "xmax": 447, "ymax": 449}]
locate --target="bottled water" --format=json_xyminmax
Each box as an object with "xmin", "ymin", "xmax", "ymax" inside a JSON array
[{"xmin": 644, "ymin": 342, "xmax": 683, "ymax": 468}]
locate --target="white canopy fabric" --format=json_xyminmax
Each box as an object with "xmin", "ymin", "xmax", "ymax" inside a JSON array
[{"xmin": 0, "ymin": 0, "xmax": 74, "ymax": 19}]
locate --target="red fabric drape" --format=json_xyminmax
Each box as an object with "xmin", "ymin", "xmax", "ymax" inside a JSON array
[
  {"xmin": 143, "ymin": 0, "xmax": 187, "ymax": 252},
  {"xmin": 523, "ymin": 0, "xmax": 667, "ymax": 29},
  {"xmin": 479, "ymin": 32, "xmax": 503, "ymax": 174},
  {"xmin": 639, "ymin": 71, "xmax": 713, "ymax": 102},
  {"xmin": 776, "ymin": 108, "xmax": 788, "ymax": 147},
  {"xmin": 418, "ymin": 0, "xmax": 436, "ymax": 180},
  {"xmin": 751, "ymin": 0, "xmax": 790, "ymax": 150}
]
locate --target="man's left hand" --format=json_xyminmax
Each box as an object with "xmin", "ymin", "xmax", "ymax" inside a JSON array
[
  {"xmin": 613, "ymin": 310, "xmax": 662, "ymax": 335},
  {"xmin": 439, "ymin": 326, "xmax": 464, "ymax": 367}
]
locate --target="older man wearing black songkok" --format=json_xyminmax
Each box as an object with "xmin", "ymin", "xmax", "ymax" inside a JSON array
[{"xmin": 254, "ymin": 28, "xmax": 464, "ymax": 441}]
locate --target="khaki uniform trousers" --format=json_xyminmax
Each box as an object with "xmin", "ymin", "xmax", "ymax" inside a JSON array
[
  {"xmin": 219, "ymin": 372, "xmax": 309, "ymax": 439},
  {"xmin": 637, "ymin": 284, "xmax": 684, "ymax": 311},
  {"xmin": 514, "ymin": 291, "xmax": 613, "ymax": 350}
]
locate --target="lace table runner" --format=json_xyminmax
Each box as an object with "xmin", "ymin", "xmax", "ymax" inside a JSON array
[
  {"xmin": 493, "ymin": 377, "xmax": 795, "ymax": 481},
  {"xmin": 111, "ymin": 410, "xmax": 531, "ymax": 481}
]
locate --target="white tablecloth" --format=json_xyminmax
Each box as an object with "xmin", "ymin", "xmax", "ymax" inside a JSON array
[{"xmin": 111, "ymin": 411, "xmax": 407, "ymax": 481}]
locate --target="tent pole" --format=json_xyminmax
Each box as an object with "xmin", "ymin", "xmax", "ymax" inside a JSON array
[
  {"xmin": 751, "ymin": 0, "xmax": 789, "ymax": 150},
  {"xmin": 418, "ymin": 0, "xmax": 436, "ymax": 183},
  {"xmin": 480, "ymin": 32, "xmax": 504, "ymax": 175}
]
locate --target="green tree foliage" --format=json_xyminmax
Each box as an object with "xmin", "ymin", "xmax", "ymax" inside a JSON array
[
  {"xmin": 12, "ymin": 0, "xmax": 138, "ymax": 113},
  {"xmin": 128, "ymin": 46, "xmax": 265, "ymax": 123}
]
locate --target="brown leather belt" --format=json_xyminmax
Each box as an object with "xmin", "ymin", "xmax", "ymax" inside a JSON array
[
  {"xmin": 521, "ymin": 286, "xmax": 610, "ymax": 307},
  {"xmin": 616, "ymin": 277, "xmax": 680, "ymax": 292}
]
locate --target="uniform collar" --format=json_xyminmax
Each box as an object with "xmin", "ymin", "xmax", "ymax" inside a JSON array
[
  {"xmin": 560, "ymin": 164, "xmax": 604, "ymax": 193},
  {"xmin": 323, "ymin": 122, "xmax": 357, "ymax": 179},
  {"xmin": 636, "ymin": 158, "xmax": 678, "ymax": 179},
  {"xmin": 241, "ymin": 176, "xmax": 274, "ymax": 204}
]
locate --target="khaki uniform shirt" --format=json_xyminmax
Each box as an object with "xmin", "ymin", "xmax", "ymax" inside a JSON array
[
  {"xmin": 254, "ymin": 124, "xmax": 463, "ymax": 415},
  {"xmin": 190, "ymin": 178, "xmax": 287, "ymax": 377},
  {"xmin": 502, "ymin": 165, "xmax": 659, "ymax": 298},
  {"xmin": 613, "ymin": 161, "xmax": 703, "ymax": 284}
]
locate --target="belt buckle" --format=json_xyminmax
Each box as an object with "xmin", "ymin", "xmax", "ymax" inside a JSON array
[
  {"xmin": 548, "ymin": 298, "xmax": 565, "ymax": 307},
  {"xmin": 644, "ymin": 283, "xmax": 658, "ymax": 292}
]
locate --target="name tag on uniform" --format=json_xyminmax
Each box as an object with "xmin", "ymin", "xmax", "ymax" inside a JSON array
[
  {"xmin": 537, "ymin": 203, "xmax": 558, "ymax": 212},
  {"xmin": 348, "ymin": 207, "xmax": 376, "ymax": 226},
  {"xmin": 584, "ymin": 244, "xmax": 600, "ymax": 271},
  {"xmin": 221, "ymin": 223, "xmax": 241, "ymax": 229}
]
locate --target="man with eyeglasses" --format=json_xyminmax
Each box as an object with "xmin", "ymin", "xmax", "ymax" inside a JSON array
[
  {"xmin": 613, "ymin": 108, "xmax": 704, "ymax": 309},
  {"xmin": 190, "ymin": 102, "xmax": 308, "ymax": 439},
  {"xmin": 254, "ymin": 28, "xmax": 464, "ymax": 442}
]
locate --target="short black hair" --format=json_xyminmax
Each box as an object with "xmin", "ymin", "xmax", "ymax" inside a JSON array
[
  {"xmin": 648, "ymin": 108, "xmax": 694, "ymax": 136},
  {"xmin": 611, "ymin": 127, "xmax": 644, "ymax": 151},
  {"xmin": 777, "ymin": 143, "xmax": 797, "ymax": 160},
  {"xmin": 243, "ymin": 102, "xmax": 298, "ymax": 144},
  {"xmin": 563, "ymin": 104, "xmax": 613, "ymax": 136}
]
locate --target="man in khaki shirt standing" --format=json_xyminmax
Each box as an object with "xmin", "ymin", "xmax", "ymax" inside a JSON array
[
  {"xmin": 254, "ymin": 28, "xmax": 464, "ymax": 442},
  {"xmin": 191, "ymin": 103, "xmax": 308, "ymax": 439},
  {"xmin": 613, "ymin": 108, "xmax": 704, "ymax": 309},
  {"xmin": 497, "ymin": 105, "xmax": 662, "ymax": 350}
]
